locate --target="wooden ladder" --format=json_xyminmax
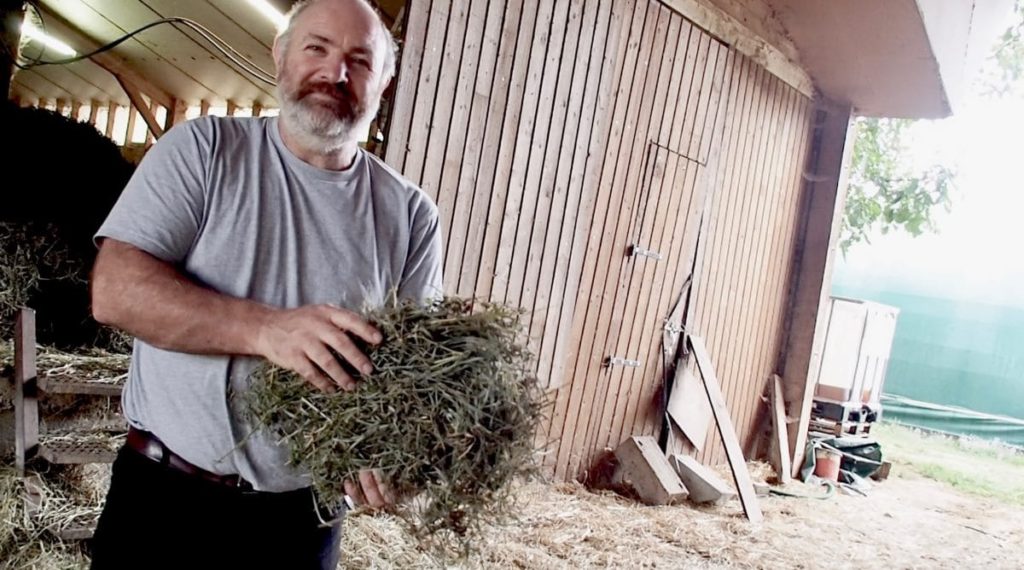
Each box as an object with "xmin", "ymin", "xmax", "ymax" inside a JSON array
[{"xmin": 13, "ymin": 307, "xmax": 126, "ymax": 540}]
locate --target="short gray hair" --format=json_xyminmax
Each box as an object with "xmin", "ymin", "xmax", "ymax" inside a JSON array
[{"xmin": 276, "ymin": 0, "xmax": 398, "ymax": 83}]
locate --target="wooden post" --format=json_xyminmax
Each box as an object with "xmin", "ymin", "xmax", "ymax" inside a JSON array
[
  {"xmin": 115, "ymin": 74, "xmax": 164, "ymax": 139},
  {"xmin": 251, "ymin": 101, "xmax": 263, "ymax": 118},
  {"xmin": 769, "ymin": 374, "xmax": 792, "ymax": 484},
  {"xmin": 166, "ymin": 98, "xmax": 187, "ymax": 129},
  {"xmin": 200, "ymin": 99, "xmax": 210, "ymax": 117},
  {"xmin": 125, "ymin": 105, "xmax": 138, "ymax": 143},
  {"xmin": 70, "ymin": 100, "xmax": 82, "ymax": 120},
  {"xmin": 778, "ymin": 100, "xmax": 855, "ymax": 477},
  {"xmin": 88, "ymin": 100, "xmax": 100, "ymax": 126},
  {"xmin": 14, "ymin": 308, "xmax": 38, "ymax": 475},
  {"xmin": 105, "ymin": 101, "xmax": 117, "ymax": 138},
  {"xmin": 226, "ymin": 99, "xmax": 239, "ymax": 117},
  {"xmin": 56, "ymin": 98, "xmax": 69, "ymax": 116}
]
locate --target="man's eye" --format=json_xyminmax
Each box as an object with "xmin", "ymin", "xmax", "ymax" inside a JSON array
[{"xmin": 305, "ymin": 45, "xmax": 326, "ymax": 54}]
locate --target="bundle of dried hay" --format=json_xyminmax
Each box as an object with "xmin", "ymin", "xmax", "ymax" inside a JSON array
[
  {"xmin": 243, "ymin": 297, "xmax": 543, "ymax": 555},
  {"xmin": 1, "ymin": 101, "xmax": 134, "ymax": 350}
]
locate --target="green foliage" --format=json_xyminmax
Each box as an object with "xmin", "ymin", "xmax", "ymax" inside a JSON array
[
  {"xmin": 983, "ymin": 0, "xmax": 1024, "ymax": 96},
  {"xmin": 841, "ymin": 118, "xmax": 954, "ymax": 253},
  {"xmin": 841, "ymin": 1, "xmax": 1023, "ymax": 253}
]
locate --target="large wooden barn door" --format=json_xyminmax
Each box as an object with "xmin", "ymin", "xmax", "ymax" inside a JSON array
[{"xmin": 548, "ymin": 1, "xmax": 730, "ymax": 478}]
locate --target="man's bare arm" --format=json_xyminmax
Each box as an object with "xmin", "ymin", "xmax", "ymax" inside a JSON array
[{"xmin": 90, "ymin": 238, "xmax": 381, "ymax": 392}]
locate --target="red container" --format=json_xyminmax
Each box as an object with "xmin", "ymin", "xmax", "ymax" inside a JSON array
[{"xmin": 814, "ymin": 448, "xmax": 842, "ymax": 482}]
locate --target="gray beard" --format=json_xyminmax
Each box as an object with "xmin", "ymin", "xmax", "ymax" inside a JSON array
[{"xmin": 277, "ymin": 86, "xmax": 381, "ymax": 155}]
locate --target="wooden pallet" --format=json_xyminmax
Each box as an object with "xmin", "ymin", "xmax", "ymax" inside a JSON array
[
  {"xmin": 38, "ymin": 373, "xmax": 125, "ymax": 397},
  {"xmin": 809, "ymin": 416, "xmax": 873, "ymax": 437},
  {"xmin": 38, "ymin": 434, "xmax": 120, "ymax": 464}
]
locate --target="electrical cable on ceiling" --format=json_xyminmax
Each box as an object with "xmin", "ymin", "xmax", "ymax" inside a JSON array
[{"xmin": 13, "ymin": 7, "xmax": 277, "ymax": 86}]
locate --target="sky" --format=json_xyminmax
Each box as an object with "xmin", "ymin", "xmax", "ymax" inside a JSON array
[{"xmin": 833, "ymin": 57, "xmax": 1024, "ymax": 310}]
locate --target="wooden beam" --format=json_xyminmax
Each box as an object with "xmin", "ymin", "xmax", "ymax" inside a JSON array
[
  {"xmin": 56, "ymin": 98, "xmax": 69, "ymax": 116},
  {"xmin": 659, "ymin": 0, "xmax": 813, "ymax": 97},
  {"xmin": 88, "ymin": 100, "xmax": 99, "ymax": 125},
  {"xmin": 769, "ymin": 374, "xmax": 792, "ymax": 484},
  {"xmin": 125, "ymin": 105, "xmax": 138, "ymax": 143},
  {"xmin": 34, "ymin": 5, "xmax": 174, "ymax": 110},
  {"xmin": 70, "ymin": 100, "xmax": 82, "ymax": 120},
  {"xmin": 251, "ymin": 100, "xmax": 263, "ymax": 118},
  {"xmin": 778, "ymin": 100, "xmax": 854, "ymax": 477},
  {"xmin": 115, "ymin": 74, "xmax": 164, "ymax": 139},
  {"xmin": 226, "ymin": 99, "xmax": 239, "ymax": 117},
  {"xmin": 14, "ymin": 308, "xmax": 38, "ymax": 475},
  {"xmin": 166, "ymin": 98, "xmax": 187, "ymax": 129},
  {"xmin": 200, "ymin": 99, "xmax": 210, "ymax": 117},
  {"xmin": 688, "ymin": 334, "xmax": 763, "ymax": 524},
  {"xmin": 105, "ymin": 101, "xmax": 117, "ymax": 138}
]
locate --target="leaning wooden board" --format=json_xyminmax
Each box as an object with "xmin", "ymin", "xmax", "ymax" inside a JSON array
[{"xmin": 688, "ymin": 334, "xmax": 764, "ymax": 524}]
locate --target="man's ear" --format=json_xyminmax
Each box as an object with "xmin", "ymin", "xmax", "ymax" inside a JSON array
[{"xmin": 272, "ymin": 36, "xmax": 285, "ymax": 71}]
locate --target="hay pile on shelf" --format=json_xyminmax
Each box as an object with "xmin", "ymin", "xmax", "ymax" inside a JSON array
[{"xmin": 243, "ymin": 296, "xmax": 544, "ymax": 555}]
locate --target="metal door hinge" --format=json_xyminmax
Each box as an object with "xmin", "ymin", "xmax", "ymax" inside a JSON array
[
  {"xmin": 628, "ymin": 244, "xmax": 662, "ymax": 260},
  {"xmin": 664, "ymin": 323, "xmax": 685, "ymax": 335},
  {"xmin": 605, "ymin": 356, "xmax": 642, "ymax": 368}
]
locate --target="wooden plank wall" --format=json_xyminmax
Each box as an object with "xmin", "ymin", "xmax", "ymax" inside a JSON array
[
  {"xmin": 387, "ymin": 0, "xmax": 813, "ymax": 478},
  {"xmin": 385, "ymin": 0, "xmax": 628, "ymax": 392},
  {"xmin": 679, "ymin": 52, "xmax": 814, "ymax": 467}
]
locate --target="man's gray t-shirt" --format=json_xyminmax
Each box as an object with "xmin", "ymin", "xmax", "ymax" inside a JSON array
[{"xmin": 96, "ymin": 116, "xmax": 443, "ymax": 492}]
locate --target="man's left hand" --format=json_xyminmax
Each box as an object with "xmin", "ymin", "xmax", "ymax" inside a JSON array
[{"xmin": 343, "ymin": 469, "xmax": 395, "ymax": 509}]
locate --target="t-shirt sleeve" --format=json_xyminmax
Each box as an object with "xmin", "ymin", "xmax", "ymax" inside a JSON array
[
  {"xmin": 95, "ymin": 120, "xmax": 211, "ymax": 263},
  {"xmin": 398, "ymin": 198, "xmax": 444, "ymax": 301}
]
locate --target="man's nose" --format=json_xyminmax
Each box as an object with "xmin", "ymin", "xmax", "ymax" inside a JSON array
[{"xmin": 317, "ymin": 56, "xmax": 349, "ymax": 85}]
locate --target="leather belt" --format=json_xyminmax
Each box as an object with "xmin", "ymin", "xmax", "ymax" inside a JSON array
[{"xmin": 126, "ymin": 427, "xmax": 254, "ymax": 491}]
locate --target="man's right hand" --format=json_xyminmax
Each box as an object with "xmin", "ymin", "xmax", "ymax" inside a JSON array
[{"xmin": 254, "ymin": 304, "xmax": 383, "ymax": 393}]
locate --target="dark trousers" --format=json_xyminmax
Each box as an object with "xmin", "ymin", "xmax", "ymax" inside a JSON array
[{"xmin": 89, "ymin": 446, "xmax": 343, "ymax": 570}]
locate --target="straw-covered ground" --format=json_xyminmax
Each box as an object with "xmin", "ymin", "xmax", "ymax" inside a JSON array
[{"xmin": 4, "ymin": 435, "xmax": 1021, "ymax": 569}]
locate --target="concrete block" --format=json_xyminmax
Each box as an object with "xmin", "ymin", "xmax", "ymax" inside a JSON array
[
  {"xmin": 613, "ymin": 436, "xmax": 689, "ymax": 505},
  {"xmin": 670, "ymin": 453, "xmax": 737, "ymax": 505}
]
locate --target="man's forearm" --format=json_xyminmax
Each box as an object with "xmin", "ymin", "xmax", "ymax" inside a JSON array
[{"xmin": 91, "ymin": 238, "xmax": 275, "ymax": 356}]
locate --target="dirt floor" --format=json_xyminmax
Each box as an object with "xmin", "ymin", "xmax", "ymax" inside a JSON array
[
  {"xmin": 3, "ymin": 424, "xmax": 1022, "ymax": 569},
  {"xmin": 341, "ymin": 425, "xmax": 1024, "ymax": 569}
]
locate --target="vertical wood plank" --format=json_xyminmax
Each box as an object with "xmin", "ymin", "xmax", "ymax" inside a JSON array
[
  {"xmin": 551, "ymin": 0, "xmax": 643, "ymax": 479},
  {"xmin": 457, "ymin": 0, "xmax": 527, "ymax": 297},
  {"xmin": 384, "ymin": 0, "xmax": 432, "ymax": 170},
  {"xmin": 544, "ymin": 0, "xmax": 632, "ymax": 473},
  {"xmin": 575, "ymin": 2, "xmax": 668, "ymax": 474},
  {"xmin": 489, "ymin": 0, "xmax": 560, "ymax": 303},
  {"xmin": 445, "ymin": 0, "xmax": 512, "ymax": 297},
  {"xmin": 434, "ymin": 0, "xmax": 490, "ymax": 291},
  {"xmin": 402, "ymin": 0, "xmax": 452, "ymax": 186},
  {"xmin": 14, "ymin": 308, "xmax": 38, "ymax": 475},
  {"xmin": 418, "ymin": 1, "xmax": 473, "ymax": 199},
  {"xmin": 473, "ymin": 0, "xmax": 544, "ymax": 299}
]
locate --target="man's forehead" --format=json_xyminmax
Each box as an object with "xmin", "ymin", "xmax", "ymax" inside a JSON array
[{"xmin": 293, "ymin": 0, "xmax": 381, "ymax": 45}]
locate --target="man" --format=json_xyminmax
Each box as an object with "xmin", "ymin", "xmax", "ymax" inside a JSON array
[{"xmin": 88, "ymin": 0, "xmax": 442, "ymax": 567}]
